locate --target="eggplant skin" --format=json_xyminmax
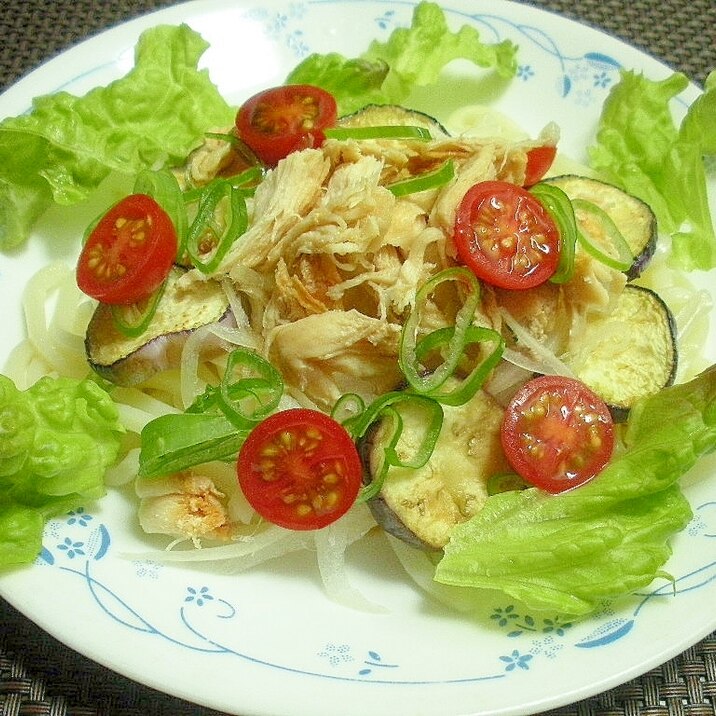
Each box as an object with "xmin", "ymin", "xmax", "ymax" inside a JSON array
[
  {"xmin": 337, "ymin": 104, "xmax": 450, "ymax": 137},
  {"xmin": 568, "ymin": 284, "xmax": 677, "ymax": 422},
  {"xmin": 360, "ymin": 387, "xmax": 510, "ymax": 551},
  {"xmin": 359, "ymin": 427, "xmax": 438, "ymax": 551},
  {"xmin": 85, "ymin": 270, "xmax": 231, "ymax": 387},
  {"xmin": 544, "ymin": 175, "xmax": 657, "ymax": 280}
]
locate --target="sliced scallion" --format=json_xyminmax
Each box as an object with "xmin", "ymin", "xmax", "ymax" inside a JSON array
[
  {"xmin": 414, "ymin": 324, "xmax": 505, "ymax": 406},
  {"xmin": 133, "ymin": 168, "xmax": 188, "ymax": 256},
  {"xmin": 188, "ymin": 347, "xmax": 284, "ymax": 428},
  {"xmin": 204, "ymin": 131, "xmax": 239, "ymax": 144},
  {"xmin": 529, "ymin": 182, "xmax": 578, "ymax": 285},
  {"xmin": 572, "ymin": 198, "xmax": 634, "ymax": 271},
  {"xmin": 331, "ymin": 392, "xmax": 366, "ymax": 425},
  {"xmin": 217, "ymin": 348, "xmax": 284, "ymax": 428},
  {"xmin": 138, "ymin": 412, "xmax": 249, "ymax": 478},
  {"xmin": 186, "ymin": 180, "xmax": 248, "ymax": 273},
  {"xmin": 203, "ymin": 131, "xmax": 264, "ymax": 169},
  {"xmin": 227, "ymin": 165, "xmax": 264, "ymax": 189},
  {"xmin": 139, "ymin": 348, "xmax": 286, "ymax": 477},
  {"xmin": 399, "ymin": 266, "xmax": 481, "ymax": 396},
  {"xmin": 324, "ymin": 125, "xmax": 432, "ymax": 141},
  {"xmin": 110, "ymin": 277, "xmax": 167, "ymax": 338},
  {"xmin": 348, "ymin": 392, "xmax": 444, "ymax": 502},
  {"xmin": 387, "ymin": 159, "xmax": 455, "ymax": 197}
]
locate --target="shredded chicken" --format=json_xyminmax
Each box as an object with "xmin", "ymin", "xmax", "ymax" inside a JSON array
[
  {"xmin": 208, "ymin": 135, "xmax": 538, "ymax": 409},
  {"xmin": 137, "ymin": 473, "xmax": 232, "ymax": 542},
  {"xmin": 266, "ymin": 309, "xmax": 403, "ymax": 408}
]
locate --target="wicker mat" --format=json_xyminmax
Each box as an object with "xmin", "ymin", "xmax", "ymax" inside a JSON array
[
  {"xmin": 1, "ymin": 0, "xmax": 714, "ymax": 92},
  {"xmin": 1, "ymin": 0, "xmax": 715, "ymax": 714}
]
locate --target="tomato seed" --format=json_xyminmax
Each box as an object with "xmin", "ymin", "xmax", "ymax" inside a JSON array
[
  {"xmin": 260, "ymin": 444, "xmax": 281, "ymax": 458},
  {"xmin": 278, "ymin": 430, "xmax": 295, "ymax": 449},
  {"xmin": 324, "ymin": 491, "xmax": 340, "ymax": 509}
]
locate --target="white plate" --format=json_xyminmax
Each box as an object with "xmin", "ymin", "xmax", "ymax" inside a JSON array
[{"xmin": 1, "ymin": 1, "xmax": 714, "ymax": 715}]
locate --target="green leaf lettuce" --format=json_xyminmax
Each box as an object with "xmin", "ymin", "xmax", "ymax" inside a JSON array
[
  {"xmin": 0, "ymin": 24, "xmax": 234, "ymax": 250},
  {"xmin": 0, "ymin": 374, "xmax": 124, "ymax": 567},
  {"xmin": 588, "ymin": 69, "xmax": 716, "ymax": 271},
  {"xmin": 285, "ymin": 1, "xmax": 518, "ymax": 115}
]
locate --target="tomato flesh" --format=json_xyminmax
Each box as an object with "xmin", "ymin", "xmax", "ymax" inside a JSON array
[
  {"xmin": 453, "ymin": 180, "xmax": 561, "ymax": 290},
  {"xmin": 237, "ymin": 408, "xmax": 362, "ymax": 530},
  {"xmin": 77, "ymin": 193, "xmax": 177, "ymax": 305},
  {"xmin": 524, "ymin": 145, "xmax": 557, "ymax": 186},
  {"xmin": 501, "ymin": 375, "xmax": 614, "ymax": 493},
  {"xmin": 235, "ymin": 84, "xmax": 337, "ymax": 166}
]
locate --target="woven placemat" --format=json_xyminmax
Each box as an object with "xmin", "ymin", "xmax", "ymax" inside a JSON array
[
  {"xmin": 1, "ymin": 1, "xmax": 715, "ymax": 715},
  {"xmin": 1, "ymin": 0, "xmax": 714, "ymax": 92}
]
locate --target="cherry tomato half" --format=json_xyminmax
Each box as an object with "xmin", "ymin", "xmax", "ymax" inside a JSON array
[
  {"xmin": 237, "ymin": 408, "xmax": 362, "ymax": 530},
  {"xmin": 524, "ymin": 145, "xmax": 557, "ymax": 186},
  {"xmin": 235, "ymin": 84, "xmax": 338, "ymax": 167},
  {"xmin": 77, "ymin": 193, "xmax": 177, "ymax": 305},
  {"xmin": 453, "ymin": 180, "xmax": 561, "ymax": 290},
  {"xmin": 501, "ymin": 375, "xmax": 615, "ymax": 494}
]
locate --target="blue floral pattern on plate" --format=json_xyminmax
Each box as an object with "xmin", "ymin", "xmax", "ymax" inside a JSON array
[{"xmin": 33, "ymin": 496, "xmax": 716, "ymax": 681}]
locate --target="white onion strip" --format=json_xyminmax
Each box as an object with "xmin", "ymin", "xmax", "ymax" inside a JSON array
[
  {"xmin": 499, "ymin": 306, "xmax": 574, "ymax": 377},
  {"xmin": 21, "ymin": 262, "xmax": 92, "ymax": 378},
  {"xmin": 385, "ymin": 535, "xmax": 480, "ymax": 614},
  {"xmin": 122, "ymin": 523, "xmax": 307, "ymax": 563},
  {"xmin": 314, "ymin": 505, "xmax": 388, "ymax": 613}
]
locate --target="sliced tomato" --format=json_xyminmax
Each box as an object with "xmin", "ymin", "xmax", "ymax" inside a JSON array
[
  {"xmin": 453, "ymin": 180, "xmax": 561, "ymax": 290},
  {"xmin": 77, "ymin": 193, "xmax": 177, "ymax": 305},
  {"xmin": 524, "ymin": 145, "xmax": 557, "ymax": 186},
  {"xmin": 501, "ymin": 375, "xmax": 615, "ymax": 494},
  {"xmin": 235, "ymin": 84, "xmax": 338, "ymax": 167},
  {"xmin": 237, "ymin": 408, "xmax": 362, "ymax": 530}
]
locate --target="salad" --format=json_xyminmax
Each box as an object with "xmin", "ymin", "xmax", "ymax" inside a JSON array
[{"xmin": 1, "ymin": 2, "xmax": 715, "ymax": 619}]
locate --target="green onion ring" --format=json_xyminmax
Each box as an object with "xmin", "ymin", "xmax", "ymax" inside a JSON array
[
  {"xmin": 325, "ymin": 125, "xmax": 432, "ymax": 141},
  {"xmin": 350, "ymin": 392, "xmax": 444, "ymax": 502},
  {"xmin": 572, "ymin": 198, "xmax": 634, "ymax": 271},
  {"xmin": 110, "ymin": 277, "xmax": 168, "ymax": 338},
  {"xmin": 529, "ymin": 182, "xmax": 578, "ymax": 285},
  {"xmin": 138, "ymin": 412, "xmax": 249, "ymax": 478},
  {"xmin": 399, "ymin": 266, "xmax": 481, "ymax": 395},
  {"xmin": 186, "ymin": 180, "xmax": 248, "ymax": 274},
  {"xmin": 414, "ymin": 324, "xmax": 505, "ymax": 406},
  {"xmin": 186, "ymin": 348, "xmax": 284, "ymax": 430},
  {"xmin": 331, "ymin": 393, "xmax": 366, "ymax": 425},
  {"xmin": 133, "ymin": 168, "xmax": 188, "ymax": 256},
  {"xmin": 387, "ymin": 159, "xmax": 455, "ymax": 197}
]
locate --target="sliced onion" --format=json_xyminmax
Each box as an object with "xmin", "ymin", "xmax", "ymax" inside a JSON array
[
  {"xmin": 314, "ymin": 505, "xmax": 387, "ymax": 613},
  {"xmin": 499, "ymin": 307, "xmax": 574, "ymax": 377}
]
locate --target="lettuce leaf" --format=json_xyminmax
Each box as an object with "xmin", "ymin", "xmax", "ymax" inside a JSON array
[
  {"xmin": 285, "ymin": 1, "xmax": 518, "ymax": 116},
  {"xmin": 588, "ymin": 69, "xmax": 716, "ymax": 271},
  {"xmin": 0, "ymin": 24, "xmax": 234, "ymax": 250},
  {"xmin": 0, "ymin": 374, "xmax": 124, "ymax": 566},
  {"xmin": 434, "ymin": 366, "xmax": 716, "ymax": 617}
]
